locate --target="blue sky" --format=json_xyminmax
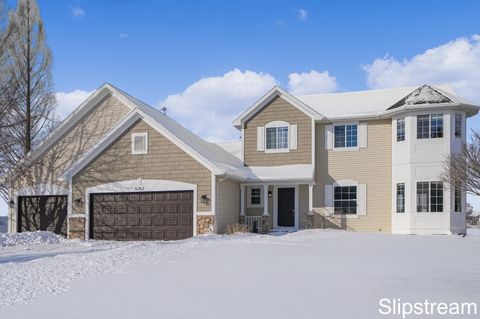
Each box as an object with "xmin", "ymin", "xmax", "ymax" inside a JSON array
[{"xmin": 2, "ymin": 0, "xmax": 480, "ymax": 214}]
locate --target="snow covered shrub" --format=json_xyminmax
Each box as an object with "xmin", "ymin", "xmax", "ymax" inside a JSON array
[{"xmin": 224, "ymin": 224, "xmax": 249, "ymax": 235}]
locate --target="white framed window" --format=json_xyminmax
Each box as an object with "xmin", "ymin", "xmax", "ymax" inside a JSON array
[
  {"xmin": 334, "ymin": 186, "xmax": 357, "ymax": 214},
  {"xmin": 334, "ymin": 124, "xmax": 357, "ymax": 148},
  {"xmin": 454, "ymin": 114, "xmax": 462, "ymax": 138},
  {"xmin": 416, "ymin": 181, "xmax": 443, "ymax": 212},
  {"xmin": 396, "ymin": 183, "xmax": 405, "ymax": 213},
  {"xmin": 397, "ymin": 118, "xmax": 405, "ymax": 142},
  {"xmin": 325, "ymin": 180, "xmax": 367, "ymax": 216},
  {"xmin": 247, "ymin": 187, "xmax": 263, "ymax": 208},
  {"xmin": 131, "ymin": 132, "xmax": 148, "ymax": 155},
  {"xmin": 417, "ymin": 114, "xmax": 443, "ymax": 139},
  {"xmin": 257, "ymin": 121, "xmax": 297, "ymax": 153}
]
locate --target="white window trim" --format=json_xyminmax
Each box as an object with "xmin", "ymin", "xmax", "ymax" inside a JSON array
[
  {"xmin": 415, "ymin": 181, "xmax": 444, "ymax": 213},
  {"xmin": 416, "ymin": 114, "xmax": 444, "ymax": 140},
  {"xmin": 247, "ymin": 186, "xmax": 264, "ymax": 208},
  {"xmin": 454, "ymin": 113, "xmax": 463, "ymax": 139},
  {"xmin": 331, "ymin": 179, "xmax": 360, "ymax": 218},
  {"xmin": 264, "ymin": 121, "xmax": 290, "ymax": 153},
  {"xmin": 332, "ymin": 122, "xmax": 359, "ymax": 151},
  {"xmin": 131, "ymin": 132, "xmax": 148, "ymax": 155},
  {"xmin": 396, "ymin": 118, "xmax": 406, "ymax": 142}
]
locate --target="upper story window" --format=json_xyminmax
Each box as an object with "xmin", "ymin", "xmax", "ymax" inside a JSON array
[
  {"xmin": 334, "ymin": 124, "xmax": 357, "ymax": 148},
  {"xmin": 257, "ymin": 121, "xmax": 297, "ymax": 153},
  {"xmin": 397, "ymin": 118, "xmax": 405, "ymax": 142},
  {"xmin": 417, "ymin": 114, "xmax": 443, "ymax": 139},
  {"xmin": 455, "ymin": 114, "xmax": 462, "ymax": 138},
  {"xmin": 266, "ymin": 126, "xmax": 289, "ymax": 150},
  {"xmin": 131, "ymin": 132, "xmax": 148, "ymax": 155},
  {"xmin": 416, "ymin": 181, "xmax": 443, "ymax": 212},
  {"xmin": 334, "ymin": 186, "xmax": 357, "ymax": 214}
]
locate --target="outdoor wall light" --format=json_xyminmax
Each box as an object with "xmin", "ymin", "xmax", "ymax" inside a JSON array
[
  {"xmin": 268, "ymin": 191, "xmax": 272, "ymax": 198},
  {"xmin": 8, "ymin": 200, "xmax": 14, "ymax": 208},
  {"xmin": 200, "ymin": 195, "xmax": 210, "ymax": 205},
  {"xmin": 75, "ymin": 198, "xmax": 82, "ymax": 204}
]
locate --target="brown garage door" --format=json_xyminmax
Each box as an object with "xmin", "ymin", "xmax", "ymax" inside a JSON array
[
  {"xmin": 18, "ymin": 195, "xmax": 68, "ymax": 236},
  {"xmin": 90, "ymin": 191, "xmax": 193, "ymax": 240}
]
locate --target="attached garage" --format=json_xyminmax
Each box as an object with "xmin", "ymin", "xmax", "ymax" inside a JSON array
[
  {"xmin": 17, "ymin": 195, "xmax": 68, "ymax": 236},
  {"xmin": 89, "ymin": 190, "xmax": 194, "ymax": 240}
]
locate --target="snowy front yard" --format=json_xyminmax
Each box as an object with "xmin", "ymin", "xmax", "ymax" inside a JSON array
[{"xmin": 0, "ymin": 230, "xmax": 479, "ymax": 319}]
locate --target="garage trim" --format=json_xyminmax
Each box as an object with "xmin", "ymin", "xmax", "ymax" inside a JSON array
[{"xmin": 84, "ymin": 179, "xmax": 198, "ymax": 240}]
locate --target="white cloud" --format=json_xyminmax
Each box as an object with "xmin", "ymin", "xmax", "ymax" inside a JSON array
[
  {"xmin": 298, "ymin": 9, "xmax": 307, "ymax": 21},
  {"xmin": 70, "ymin": 6, "xmax": 85, "ymax": 18},
  {"xmin": 55, "ymin": 89, "xmax": 94, "ymax": 120},
  {"xmin": 119, "ymin": 33, "xmax": 130, "ymax": 39},
  {"xmin": 363, "ymin": 35, "xmax": 480, "ymax": 104},
  {"xmin": 160, "ymin": 69, "xmax": 278, "ymax": 142},
  {"xmin": 288, "ymin": 70, "xmax": 338, "ymax": 95}
]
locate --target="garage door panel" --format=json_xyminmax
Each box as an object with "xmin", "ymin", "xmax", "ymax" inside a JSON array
[{"xmin": 90, "ymin": 190, "xmax": 193, "ymax": 240}]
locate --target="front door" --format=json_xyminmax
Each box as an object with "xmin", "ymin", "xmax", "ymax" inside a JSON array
[{"xmin": 277, "ymin": 187, "xmax": 295, "ymax": 227}]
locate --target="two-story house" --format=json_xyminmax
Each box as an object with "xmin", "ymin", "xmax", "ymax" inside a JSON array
[{"xmin": 7, "ymin": 83, "xmax": 479, "ymax": 240}]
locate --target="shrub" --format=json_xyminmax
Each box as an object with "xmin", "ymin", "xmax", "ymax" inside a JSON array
[{"xmin": 224, "ymin": 223, "xmax": 249, "ymax": 235}]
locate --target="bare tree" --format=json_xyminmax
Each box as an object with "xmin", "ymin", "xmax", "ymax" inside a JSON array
[
  {"xmin": 441, "ymin": 130, "xmax": 480, "ymax": 196},
  {"xmin": 0, "ymin": 0, "xmax": 55, "ymax": 199},
  {"xmin": 6, "ymin": 0, "xmax": 55, "ymax": 154}
]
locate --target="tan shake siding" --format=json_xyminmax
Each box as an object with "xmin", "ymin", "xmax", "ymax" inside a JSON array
[
  {"xmin": 72, "ymin": 120, "xmax": 212, "ymax": 215},
  {"xmin": 298, "ymin": 185, "xmax": 309, "ymax": 228},
  {"xmin": 314, "ymin": 120, "xmax": 392, "ymax": 232},
  {"xmin": 11, "ymin": 94, "xmax": 130, "ymax": 192},
  {"xmin": 215, "ymin": 178, "xmax": 240, "ymax": 233},
  {"xmin": 244, "ymin": 96, "xmax": 312, "ymax": 166}
]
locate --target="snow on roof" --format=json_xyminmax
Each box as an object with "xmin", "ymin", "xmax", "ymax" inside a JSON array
[
  {"xmin": 216, "ymin": 141, "xmax": 242, "ymax": 160},
  {"xmin": 111, "ymin": 84, "xmax": 244, "ymax": 173},
  {"xmin": 295, "ymin": 84, "xmax": 462, "ymax": 119},
  {"xmin": 388, "ymin": 85, "xmax": 452, "ymax": 110}
]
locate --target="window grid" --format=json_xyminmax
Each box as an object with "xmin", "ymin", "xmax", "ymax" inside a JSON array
[
  {"xmin": 454, "ymin": 182, "xmax": 462, "ymax": 212},
  {"xmin": 334, "ymin": 186, "xmax": 357, "ymax": 215},
  {"xmin": 455, "ymin": 114, "xmax": 462, "ymax": 138},
  {"xmin": 416, "ymin": 182, "xmax": 429, "ymax": 212},
  {"xmin": 396, "ymin": 183, "xmax": 405, "ymax": 213},
  {"xmin": 430, "ymin": 182, "xmax": 443, "ymax": 212},
  {"xmin": 334, "ymin": 124, "xmax": 357, "ymax": 148},
  {"xmin": 334, "ymin": 125, "xmax": 346, "ymax": 148},
  {"xmin": 416, "ymin": 181, "xmax": 443, "ymax": 212},
  {"xmin": 397, "ymin": 118, "xmax": 405, "ymax": 142},
  {"xmin": 430, "ymin": 114, "xmax": 443, "ymax": 138},
  {"xmin": 417, "ymin": 115, "xmax": 430, "ymax": 139},
  {"xmin": 266, "ymin": 126, "xmax": 288, "ymax": 150},
  {"xmin": 251, "ymin": 188, "xmax": 261, "ymax": 205}
]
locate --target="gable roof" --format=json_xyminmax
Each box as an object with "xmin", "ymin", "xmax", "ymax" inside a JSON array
[
  {"xmin": 64, "ymin": 83, "xmax": 244, "ymax": 179},
  {"xmin": 232, "ymin": 86, "xmax": 323, "ymax": 129},
  {"xmin": 234, "ymin": 84, "xmax": 479, "ymax": 124}
]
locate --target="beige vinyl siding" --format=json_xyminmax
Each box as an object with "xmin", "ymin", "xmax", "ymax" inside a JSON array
[
  {"xmin": 72, "ymin": 120, "xmax": 212, "ymax": 214},
  {"xmin": 215, "ymin": 178, "xmax": 240, "ymax": 233},
  {"xmin": 11, "ymin": 94, "xmax": 130, "ymax": 193},
  {"xmin": 314, "ymin": 120, "xmax": 392, "ymax": 232},
  {"xmin": 244, "ymin": 96, "xmax": 312, "ymax": 166}
]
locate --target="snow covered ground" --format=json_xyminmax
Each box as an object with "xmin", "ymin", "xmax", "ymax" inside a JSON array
[{"xmin": 0, "ymin": 230, "xmax": 479, "ymax": 319}]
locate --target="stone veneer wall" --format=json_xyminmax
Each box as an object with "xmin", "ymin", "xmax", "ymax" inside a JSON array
[{"xmin": 196, "ymin": 215, "xmax": 215, "ymax": 235}]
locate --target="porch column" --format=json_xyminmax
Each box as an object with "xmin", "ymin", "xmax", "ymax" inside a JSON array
[
  {"xmin": 240, "ymin": 184, "xmax": 245, "ymax": 216},
  {"xmin": 308, "ymin": 184, "xmax": 314, "ymax": 213},
  {"xmin": 263, "ymin": 184, "xmax": 269, "ymax": 216}
]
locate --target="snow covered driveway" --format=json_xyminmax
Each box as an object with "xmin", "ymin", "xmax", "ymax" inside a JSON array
[{"xmin": 0, "ymin": 230, "xmax": 479, "ymax": 319}]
